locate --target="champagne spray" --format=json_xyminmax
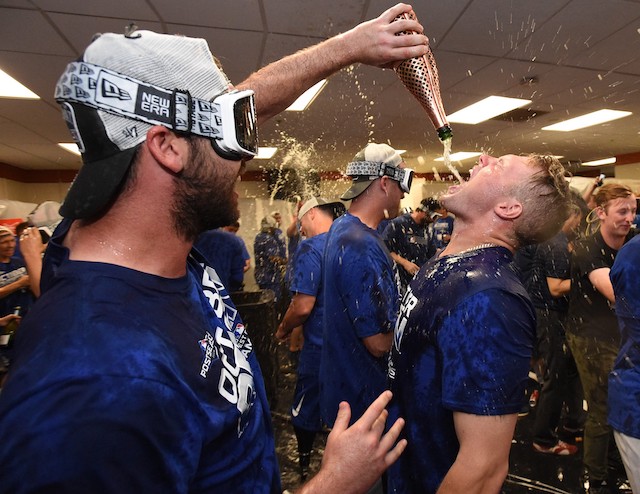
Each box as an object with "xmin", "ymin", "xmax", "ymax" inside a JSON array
[{"xmin": 393, "ymin": 11, "xmax": 452, "ymax": 142}]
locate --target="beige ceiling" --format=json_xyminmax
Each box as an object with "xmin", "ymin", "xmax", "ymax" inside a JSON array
[{"xmin": 1, "ymin": 0, "xmax": 640, "ymax": 178}]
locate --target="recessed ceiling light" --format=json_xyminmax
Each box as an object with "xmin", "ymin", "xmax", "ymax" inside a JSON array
[
  {"xmin": 447, "ymin": 96, "xmax": 531, "ymax": 124},
  {"xmin": 286, "ymin": 79, "xmax": 327, "ymax": 112},
  {"xmin": 542, "ymin": 109, "xmax": 631, "ymax": 131},
  {"xmin": 581, "ymin": 157, "xmax": 616, "ymax": 167},
  {"xmin": 58, "ymin": 143, "xmax": 80, "ymax": 155},
  {"xmin": 434, "ymin": 152, "xmax": 481, "ymax": 162},
  {"xmin": 0, "ymin": 68, "xmax": 39, "ymax": 99},
  {"xmin": 255, "ymin": 147, "xmax": 278, "ymax": 159}
]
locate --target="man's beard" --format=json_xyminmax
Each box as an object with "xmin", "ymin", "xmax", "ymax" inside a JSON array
[{"xmin": 171, "ymin": 139, "xmax": 239, "ymax": 241}]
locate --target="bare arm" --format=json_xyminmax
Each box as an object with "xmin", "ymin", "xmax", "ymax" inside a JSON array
[
  {"xmin": 298, "ymin": 390, "xmax": 407, "ymax": 494},
  {"xmin": 20, "ymin": 227, "xmax": 45, "ymax": 298},
  {"xmin": 589, "ymin": 267, "xmax": 615, "ymax": 304},
  {"xmin": 362, "ymin": 332, "xmax": 393, "ymax": 358},
  {"xmin": 0, "ymin": 276, "xmax": 30, "ymax": 300},
  {"xmin": 436, "ymin": 412, "xmax": 517, "ymax": 494},
  {"xmin": 276, "ymin": 293, "xmax": 316, "ymax": 341},
  {"xmin": 546, "ymin": 277, "xmax": 570, "ymax": 298},
  {"xmin": 390, "ymin": 252, "xmax": 419, "ymax": 276},
  {"xmin": 237, "ymin": 3, "xmax": 428, "ymax": 124}
]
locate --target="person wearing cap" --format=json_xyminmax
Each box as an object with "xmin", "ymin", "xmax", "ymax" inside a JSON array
[
  {"xmin": 320, "ymin": 143, "xmax": 410, "ymax": 436},
  {"xmin": 254, "ymin": 214, "xmax": 288, "ymax": 313},
  {"xmin": 0, "ymin": 226, "xmax": 32, "ymax": 321},
  {"xmin": 382, "ymin": 197, "xmax": 437, "ymax": 290},
  {"xmin": 0, "ymin": 4, "xmax": 429, "ymax": 493},
  {"xmin": 276, "ymin": 196, "xmax": 343, "ymax": 482},
  {"xmin": 386, "ymin": 154, "xmax": 571, "ymax": 494},
  {"xmin": 0, "ymin": 225, "xmax": 34, "ymax": 377}
]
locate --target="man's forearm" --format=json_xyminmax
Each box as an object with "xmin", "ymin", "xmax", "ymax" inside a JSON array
[{"xmin": 236, "ymin": 3, "xmax": 428, "ymax": 124}]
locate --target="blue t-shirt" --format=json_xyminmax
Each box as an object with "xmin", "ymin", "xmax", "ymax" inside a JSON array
[
  {"xmin": 194, "ymin": 229, "xmax": 247, "ymax": 292},
  {"xmin": 290, "ymin": 233, "xmax": 327, "ymax": 348},
  {"xmin": 320, "ymin": 213, "xmax": 399, "ymax": 426},
  {"xmin": 0, "ymin": 220, "xmax": 280, "ymax": 494},
  {"xmin": 387, "ymin": 247, "xmax": 534, "ymax": 494},
  {"xmin": 609, "ymin": 234, "xmax": 640, "ymax": 439},
  {"xmin": 382, "ymin": 214, "xmax": 435, "ymax": 287},
  {"xmin": 253, "ymin": 231, "xmax": 286, "ymax": 287}
]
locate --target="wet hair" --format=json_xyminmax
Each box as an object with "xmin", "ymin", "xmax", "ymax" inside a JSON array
[
  {"xmin": 512, "ymin": 154, "xmax": 571, "ymax": 247},
  {"xmin": 594, "ymin": 183, "xmax": 634, "ymax": 210}
]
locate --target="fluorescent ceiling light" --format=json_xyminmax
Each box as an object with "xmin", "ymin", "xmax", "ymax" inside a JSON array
[
  {"xmin": 434, "ymin": 152, "xmax": 481, "ymax": 162},
  {"xmin": 0, "ymin": 69, "xmax": 39, "ymax": 99},
  {"xmin": 58, "ymin": 143, "xmax": 80, "ymax": 155},
  {"xmin": 542, "ymin": 109, "xmax": 632, "ymax": 131},
  {"xmin": 581, "ymin": 157, "xmax": 616, "ymax": 167},
  {"xmin": 286, "ymin": 79, "xmax": 327, "ymax": 111},
  {"xmin": 447, "ymin": 96, "xmax": 531, "ymax": 124},
  {"xmin": 255, "ymin": 147, "xmax": 278, "ymax": 159}
]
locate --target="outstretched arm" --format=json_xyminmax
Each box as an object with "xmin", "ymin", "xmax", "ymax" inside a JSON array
[
  {"xmin": 237, "ymin": 3, "xmax": 429, "ymax": 124},
  {"xmin": 298, "ymin": 390, "xmax": 406, "ymax": 494}
]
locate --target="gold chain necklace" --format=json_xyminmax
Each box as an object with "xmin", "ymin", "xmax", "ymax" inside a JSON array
[{"xmin": 456, "ymin": 243, "xmax": 499, "ymax": 256}]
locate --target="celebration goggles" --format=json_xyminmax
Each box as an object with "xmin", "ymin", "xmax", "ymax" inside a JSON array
[
  {"xmin": 345, "ymin": 160, "xmax": 414, "ymax": 194},
  {"xmin": 55, "ymin": 62, "xmax": 258, "ymax": 161}
]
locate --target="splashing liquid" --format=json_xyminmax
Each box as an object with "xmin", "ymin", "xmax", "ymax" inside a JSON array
[{"xmin": 442, "ymin": 137, "xmax": 464, "ymax": 183}]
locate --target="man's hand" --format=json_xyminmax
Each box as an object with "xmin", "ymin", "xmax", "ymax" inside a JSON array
[
  {"xmin": 298, "ymin": 390, "xmax": 406, "ymax": 494},
  {"xmin": 340, "ymin": 3, "xmax": 429, "ymax": 68},
  {"xmin": 275, "ymin": 322, "xmax": 289, "ymax": 342},
  {"xmin": 238, "ymin": 3, "xmax": 428, "ymax": 123}
]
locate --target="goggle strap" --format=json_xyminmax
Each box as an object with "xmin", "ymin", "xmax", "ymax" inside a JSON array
[
  {"xmin": 55, "ymin": 61, "xmax": 228, "ymax": 141},
  {"xmin": 346, "ymin": 161, "xmax": 407, "ymax": 181}
]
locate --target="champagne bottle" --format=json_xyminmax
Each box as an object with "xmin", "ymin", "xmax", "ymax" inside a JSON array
[
  {"xmin": 393, "ymin": 11, "xmax": 452, "ymax": 142},
  {"xmin": 0, "ymin": 306, "xmax": 21, "ymax": 347}
]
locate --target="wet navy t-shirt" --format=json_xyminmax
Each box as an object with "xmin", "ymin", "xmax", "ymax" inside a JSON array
[
  {"xmin": 320, "ymin": 213, "xmax": 399, "ymax": 426},
  {"xmin": 387, "ymin": 247, "xmax": 534, "ymax": 494},
  {"xmin": 0, "ymin": 219, "xmax": 280, "ymax": 494},
  {"xmin": 289, "ymin": 233, "xmax": 327, "ymax": 348}
]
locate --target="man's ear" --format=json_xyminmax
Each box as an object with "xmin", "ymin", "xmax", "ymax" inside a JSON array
[
  {"xmin": 146, "ymin": 126, "xmax": 189, "ymax": 174},
  {"xmin": 379, "ymin": 176, "xmax": 393, "ymax": 196},
  {"xmin": 494, "ymin": 198, "xmax": 523, "ymax": 220},
  {"xmin": 595, "ymin": 205, "xmax": 607, "ymax": 221}
]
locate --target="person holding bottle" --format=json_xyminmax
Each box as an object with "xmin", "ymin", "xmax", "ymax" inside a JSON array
[{"xmin": 0, "ymin": 4, "xmax": 430, "ymax": 493}]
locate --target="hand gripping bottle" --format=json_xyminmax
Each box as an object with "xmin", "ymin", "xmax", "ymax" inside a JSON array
[{"xmin": 393, "ymin": 11, "xmax": 452, "ymax": 142}]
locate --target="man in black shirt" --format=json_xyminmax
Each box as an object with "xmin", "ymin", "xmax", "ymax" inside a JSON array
[{"xmin": 566, "ymin": 183, "xmax": 637, "ymax": 493}]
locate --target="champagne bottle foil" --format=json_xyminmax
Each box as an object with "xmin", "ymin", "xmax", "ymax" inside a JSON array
[{"xmin": 393, "ymin": 11, "xmax": 452, "ymax": 141}]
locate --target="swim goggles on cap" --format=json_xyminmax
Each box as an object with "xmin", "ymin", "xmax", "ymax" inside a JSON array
[
  {"xmin": 345, "ymin": 160, "xmax": 414, "ymax": 193},
  {"xmin": 55, "ymin": 62, "xmax": 258, "ymax": 161}
]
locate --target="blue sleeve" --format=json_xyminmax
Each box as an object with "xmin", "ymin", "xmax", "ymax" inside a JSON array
[
  {"xmin": 290, "ymin": 240, "xmax": 322, "ymax": 297},
  {"xmin": 439, "ymin": 290, "xmax": 534, "ymax": 415},
  {"xmin": 0, "ymin": 376, "xmax": 201, "ymax": 494},
  {"xmin": 228, "ymin": 238, "xmax": 245, "ymax": 291}
]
